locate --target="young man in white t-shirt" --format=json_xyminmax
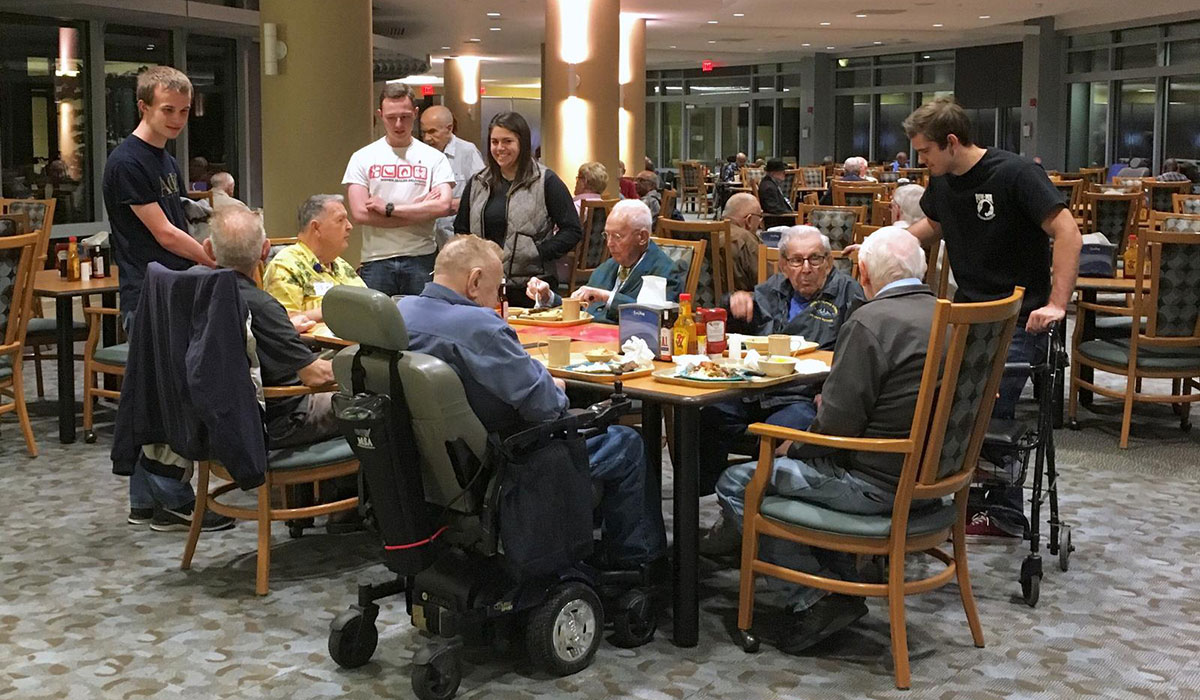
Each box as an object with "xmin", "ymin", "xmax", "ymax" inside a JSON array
[{"xmin": 343, "ymin": 83, "xmax": 455, "ymax": 296}]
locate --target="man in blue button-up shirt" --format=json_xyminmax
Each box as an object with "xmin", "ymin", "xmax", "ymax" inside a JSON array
[{"xmin": 397, "ymin": 236, "xmax": 665, "ymax": 567}]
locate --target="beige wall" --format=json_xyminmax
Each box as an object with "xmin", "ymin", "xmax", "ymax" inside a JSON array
[
  {"xmin": 443, "ymin": 58, "xmax": 483, "ymax": 151},
  {"xmin": 259, "ymin": 0, "xmax": 373, "ymax": 264},
  {"xmin": 619, "ymin": 16, "xmax": 646, "ymax": 181}
]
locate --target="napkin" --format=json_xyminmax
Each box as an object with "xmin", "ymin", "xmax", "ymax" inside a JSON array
[
  {"xmin": 794, "ymin": 358, "xmax": 831, "ymax": 375},
  {"xmin": 637, "ymin": 275, "xmax": 668, "ymax": 304},
  {"xmin": 742, "ymin": 349, "xmax": 763, "ymax": 371},
  {"xmin": 619, "ymin": 336, "xmax": 656, "ymax": 368}
]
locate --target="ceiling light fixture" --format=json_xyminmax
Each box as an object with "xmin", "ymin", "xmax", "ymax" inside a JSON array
[
  {"xmin": 733, "ymin": 13, "xmax": 745, "ymax": 17},
  {"xmin": 708, "ymin": 40, "xmax": 716, "ymax": 43},
  {"xmin": 669, "ymin": 45, "xmax": 677, "ymax": 48},
  {"xmin": 856, "ymin": 13, "xmax": 867, "ymax": 18},
  {"xmin": 873, "ymin": 40, "xmax": 883, "ymax": 45},
  {"xmin": 468, "ymin": 37, "xmax": 481, "ymax": 42},
  {"xmin": 487, "ymin": 11, "xmax": 500, "ymax": 17},
  {"xmin": 932, "ymin": 23, "xmax": 943, "ymax": 27},
  {"xmin": 490, "ymin": 27, "xmax": 501, "ymax": 31},
  {"xmin": 826, "ymin": 45, "xmax": 835, "ymax": 50},
  {"xmin": 979, "ymin": 15, "xmax": 991, "ymax": 19},
  {"xmin": 802, "ymin": 42, "xmax": 811, "ymax": 47},
  {"xmin": 441, "ymin": 45, "xmax": 451, "ymax": 50},
  {"xmin": 820, "ymin": 21, "xmax": 831, "ymax": 26},
  {"xmin": 708, "ymin": 20, "xmax": 719, "ymax": 24}
]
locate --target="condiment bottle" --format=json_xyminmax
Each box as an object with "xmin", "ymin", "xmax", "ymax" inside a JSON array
[
  {"xmin": 672, "ymin": 293, "xmax": 696, "ymax": 357},
  {"xmin": 496, "ymin": 277, "xmax": 509, "ymax": 318},
  {"xmin": 704, "ymin": 307, "xmax": 727, "ymax": 357},
  {"xmin": 1123, "ymin": 235, "xmax": 1138, "ymax": 279},
  {"xmin": 90, "ymin": 245, "xmax": 106, "ymax": 279},
  {"xmin": 695, "ymin": 311, "xmax": 707, "ymax": 356},
  {"xmin": 66, "ymin": 236, "xmax": 80, "ymax": 282},
  {"xmin": 659, "ymin": 308, "xmax": 673, "ymax": 361}
]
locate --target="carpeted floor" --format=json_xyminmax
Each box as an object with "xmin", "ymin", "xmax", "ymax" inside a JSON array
[{"xmin": 2, "ymin": 329, "xmax": 1199, "ymax": 699}]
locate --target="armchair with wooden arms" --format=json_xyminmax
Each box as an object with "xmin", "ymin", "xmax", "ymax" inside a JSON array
[
  {"xmin": 736, "ymin": 289, "xmax": 1023, "ymax": 689},
  {"xmin": 654, "ymin": 218, "xmax": 734, "ymax": 308},
  {"xmin": 1144, "ymin": 180, "xmax": 1191, "ymax": 216},
  {"xmin": 801, "ymin": 205, "xmax": 866, "ymax": 274},
  {"xmin": 1049, "ymin": 178, "xmax": 1085, "ymax": 221},
  {"xmin": 679, "ymin": 161, "xmax": 712, "ymax": 216},
  {"xmin": 1068, "ymin": 230, "xmax": 1200, "ymax": 448},
  {"xmin": 0, "ymin": 218, "xmax": 41, "ymax": 457},
  {"xmin": 570, "ymin": 197, "xmax": 619, "ymax": 294},
  {"xmin": 649, "ymin": 236, "xmax": 705, "ymax": 300},
  {"xmin": 1082, "ymin": 191, "xmax": 1141, "ymax": 253},
  {"xmin": 897, "ymin": 168, "xmax": 929, "ymax": 187},
  {"xmin": 1171, "ymin": 193, "xmax": 1200, "ymax": 215},
  {"xmin": 81, "ymin": 304, "xmax": 126, "ymax": 443}
]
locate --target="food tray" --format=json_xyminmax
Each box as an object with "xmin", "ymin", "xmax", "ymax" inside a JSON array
[
  {"xmin": 507, "ymin": 309, "xmax": 593, "ymax": 327},
  {"xmin": 533, "ymin": 354, "xmax": 654, "ymax": 383},
  {"xmin": 650, "ymin": 365, "xmax": 823, "ymax": 389}
]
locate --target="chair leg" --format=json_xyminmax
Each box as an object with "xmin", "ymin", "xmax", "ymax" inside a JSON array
[
  {"xmin": 952, "ymin": 495, "xmax": 985, "ymax": 648},
  {"xmin": 32, "ymin": 345, "xmax": 45, "ymax": 398},
  {"xmin": 10, "ymin": 364, "xmax": 38, "ymax": 458},
  {"xmin": 887, "ymin": 545, "xmax": 911, "ymax": 690},
  {"xmin": 1120, "ymin": 373, "xmax": 1136, "ymax": 449},
  {"xmin": 736, "ymin": 518, "xmax": 761, "ymax": 634},
  {"xmin": 182, "ymin": 462, "xmax": 210, "ymax": 570},
  {"xmin": 82, "ymin": 365, "xmax": 94, "ymax": 436},
  {"xmin": 256, "ymin": 479, "xmax": 272, "ymax": 596}
]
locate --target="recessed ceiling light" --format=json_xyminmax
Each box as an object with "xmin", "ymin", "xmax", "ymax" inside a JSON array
[
  {"xmin": 489, "ymin": 27, "xmax": 501, "ymax": 31},
  {"xmin": 669, "ymin": 45, "xmax": 677, "ymax": 48},
  {"xmin": 873, "ymin": 41, "xmax": 883, "ymax": 45},
  {"xmin": 468, "ymin": 37, "xmax": 481, "ymax": 42},
  {"xmin": 932, "ymin": 23, "xmax": 943, "ymax": 27},
  {"xmin": 819, "ymin": 21, "xmax": 831, "ymax": 26},
  {"xmin": 856, "ymin": 13, "xmax": 867, "ymax": 18},
  {"xmin": 826, "ymin": 45, "xmax": 835, "ymax": 50},
  {"xmin": 441, "ymin": 46, "xmax": 451, "ymax": 50},
  {"xmin": 733, "ymin": 13, "xmax": 745, "ymax": 17},
  {"xmin": 923, "ymin": 54, "xmax": 932, "ymax": 59},
  {"xmin": 708, "ymin": 40, "xmax": 717, "ymax": 43},
  {"xmin": 708, "ymin": 20, "xmax": 719, "ymax": 24},
  {"xmin": 802, "ymin": 42, "xmax": 811, "ymax": 47},
  {"xmin": 486, "ymin": 11, "xmax": 500, "ymax": 17}
]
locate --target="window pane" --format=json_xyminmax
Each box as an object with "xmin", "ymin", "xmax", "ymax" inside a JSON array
[
  {"xmin": 779, "ymin": 97, "xmax": 800, "ymax": 160},
  {"xmin": 105, "ymin": 25, "xmax": 173, "ymax": 155},
  {"xmin": 834, "ymin": 94, "xmax": 870, "ymax": 160},
  {"xmin": 1116, "ymin": 44, "xmax": 1157, "ymax": 70},
  {"xmin": 0, "ymin": 19, "xmax": 92, "ymax": 224},
  {"xmin": 1071, "ymin": 32, "xmax": 1109, "ymax": 48},
  {"xmin": 686, "ymin": 105, "xmax": 716, "ymax": 165},
  {"xmin": 875, "ymin": 93, "xmax": 910, "ymax": 160},
  {"xmin": 1118, "ymin": 27, "xmax": 1160, "ymax": 44},
  {"xmin": 1164, "ymin": 75, "xmax": 1200, "ymax": 161},
  {"xmin": 962, "ymin": 107, "xmax": 996, "ymax": 148},
  {"xmin": 720, "ymin": 104, "xmax": 748, "ymax": 158},
  {"xmin": 186, "ymin": 36, "xmax": 238, "ymax": 193},
  {"xmin": 1169, "ymin": 40, "xmax": 1200, "ymax": 66},
  {"xmin": 754, "ymin": 102, "xmax": 774, "ymax": 159},
  {"xmin": 1067, "ymin": 82, "xmax": 1109, "ymax": 169},
  {"xmin": 1116, "ymin": 81, "xmax": 1155, "ymax": 165},
  {"xmin": 835, "ymin": 69, "xmax": 871, "ymax": 89},
  {"xmin": 662, "ymin": 102, "xmax": 682, "ymax": 166},
  {"xmin": 916, "ymin": 62, "xmax": 952, "ymax": 84},
  {"xmin": 645, "ymin": 102, "xmax": 657, "ymax": 168},
  {"xmin": 1069, "ymin": 49, "xmax": 1109, "ymax": 73},
  {"xmin": 876, "ymin": 66, "xmax": 910, "ymax": 85}
]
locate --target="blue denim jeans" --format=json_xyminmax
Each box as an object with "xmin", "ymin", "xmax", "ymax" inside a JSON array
[
  {"xmin": 698, "ymin": 397, "xmax": 818, "ymax": 495},
  {"xmin": 587, "ymin": 425, "xmax": 667, "ymax": 566},
  {"xmin": 359, "ymin": 253, "xmax": 437, "ymax": 297},
  {"xmin": 994, "ymin": 323, "xmax": 1048, "ymax": 420},
  {"xmin": 716, "ymin": 456, "xmax": 893, "ymax": 612},
  {"xmin": 122, "ymin": 310, "xmax": 195, "ymax": 511}
]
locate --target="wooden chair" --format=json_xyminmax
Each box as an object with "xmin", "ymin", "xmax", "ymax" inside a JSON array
[
  {"xmin": 1082, "ymin": 191, "xmax": 1141, "ymax": 253},
  {"xmin": 1144, "ymin": 180, "xmax": 1191, "ymax": 214},
  {"xmin": 679, "ymin": 161, "xmax": 712, "ymax": 216},
  {"xmin": 1078, "ymin": 167, "xmax": 1106, "ymax": 190},
  {"xmin": 81, "ymin": 302, "xmax": 126, "ymax": 444},
  {"xmin": 6, "ymin": 199, "xmax": 72, "ymax": 399},
  {"xmin": 832, "ymin": 182, "xmax": 887, "ymax": 222},
  {"xmin": 1173, "ymin": 193, "xmax": 1200, "ymax": 215},
  {"xmin": 756, "ymin": 243, "xmax": 780, "ymax": 285},
  {"xmin": 791, "ymin": 167, "xmax": 828, "ymax": 206},
  {"xmin": 898, "ymin": 168, "xmax": 929, "ymax": 186},
  {"xmin": 654, "ymin": 219, "xmax": 734, "ymax": 308},
  {"xmin": 0, "ymin": 219, "xmax": 41, "ymax": 456},
  {"xmin": 1068, "ymin": 230, "xmax": 1200, "ymax": 448},
  {"xmin": 660, "ymin": 188, "xmax": 678, "ymax": 221},
  {"xmin": 182, "ymin": 382, "xmax": 360, "ymax": 595},
  {"xmin": 1049, "ymin": 178, "xmax": 1085, "ymax": 220},
  {"xmin": 872, "ymin": 200, "xmax": 895, "ymax": 227},
  {"xmin": 570, "ymin": 198, "xmax": 620, "ymax": 293},
  {"xmin": 255, "ymin": 236, "xmax": 300, "ymax": 287},
  {"xmin": 186, "ymin": 189, "xmax": 214, "ymax": 207},
  {"xmin": 1149, "ymin": 211, "xmax": 1200, "ymax": 234},
  {"xmin": 800, "ymin": 205, "xmax": 866, "ymax": 273},
  {"xmin": 925, "ymin": 240, "xmax": 951, "ymax": 299},
  {"xmin": 740, "ymin": 167, "xmax": 766, "ymax": 199},
  {"xmin": 650, "ymin": 236, "xmax": 705, "ymax": 300},
  {"xmin": 736, "ymin": 290, "xmax": 1023, "ymax": 689},
  {"xmin": 877, "ymin": 169, "xmax": 900, "ymax": 184}
]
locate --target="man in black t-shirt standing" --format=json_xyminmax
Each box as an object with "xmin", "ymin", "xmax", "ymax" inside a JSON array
[
  {"xmin": 901, "ymin": 98, "xmax": 1082, "ymax": 536},
  {"xmin": 102, "ymin": 66, "xmax": 229, "ymax": 532}
]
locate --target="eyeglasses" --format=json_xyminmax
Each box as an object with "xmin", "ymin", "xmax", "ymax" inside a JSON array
[
  {"xmin": 782, "ymin": 254, "xmax": 828, "ymax": 269},
  {"xmin": 602, "ymin": 229, "xmax": 637, "ymax": 243}
]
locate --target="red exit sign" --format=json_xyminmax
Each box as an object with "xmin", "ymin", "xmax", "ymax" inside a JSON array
[
  {"xmin": 701, "ymin": 59, "xmax": 713, "ymax": 72},
  {"xmin": 421, "ymin": 84, "xmax": 434, "ymax": 96}
]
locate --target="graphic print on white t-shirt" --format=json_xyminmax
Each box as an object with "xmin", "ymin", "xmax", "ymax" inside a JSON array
[{"xmin": 342, "ymin": 137, "xmax": 454, "ymax": 262}]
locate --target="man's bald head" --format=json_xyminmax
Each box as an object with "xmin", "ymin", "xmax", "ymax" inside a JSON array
[
  {"xmin": 420, "ymin": 105, "xmax": 456, "ymax": 152},
  {"xmin": 432, "ymin": 235, "xmax": 504, "ymax": 308},
  {"xmin": 725, "ymin": 193, "xmax": 761, "ymax": 221},
  {"xmin": 634, "ymin": 170, "xmax": 659, "ymax": 196}
]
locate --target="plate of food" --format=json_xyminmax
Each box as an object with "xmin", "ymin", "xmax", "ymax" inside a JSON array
[
  {"xmin": 551, "ymin": 357, "xmax": 654, "ymax": 381},
  {"xmin": 675, "ymin": 360, "xmax": 750, "ymax": 382},
  {"xmin": 508, "ymin": 307, "xmax": 593, "ymax": 327}
]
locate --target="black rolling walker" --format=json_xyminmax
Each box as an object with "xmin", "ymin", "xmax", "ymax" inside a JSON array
[{"xmin": 978, "ymin": 322, "xmax": 1074, "ymax": 607}]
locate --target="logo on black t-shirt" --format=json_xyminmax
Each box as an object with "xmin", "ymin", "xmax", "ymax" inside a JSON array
[
  {"xmin": 975, "ymin": 193, "xmax": 995, "ymax": 221},
  {"xmin": 160, "ymin": 172, "xmax": 180, "ymax": 198}
]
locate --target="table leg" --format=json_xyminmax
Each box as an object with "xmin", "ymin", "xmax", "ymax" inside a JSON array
[
  {"xmin": 671, "ymin": 404, "xmax": 700, "ymax": 648},
  {"xmin": 1079, "ymin": 290, "xmax": 1096, "ymax": 406},
  {"xmin": 641, "ymin": 401, "xmax": 662, "ymax": 507},
  {"xmin": 55, "ymin": 296, "xmax": 76, "ymax": 443}
]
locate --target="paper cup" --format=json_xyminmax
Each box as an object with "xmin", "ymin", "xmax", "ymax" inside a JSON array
[
  {"xmin": 562, "ymin": 297, "xmax": 582, "ymax": 321},
  {"xmin": 548, "ymin": 336, "xmax": 572, "ymax": 367}
]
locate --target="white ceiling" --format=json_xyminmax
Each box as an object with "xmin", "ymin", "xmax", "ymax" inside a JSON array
[{"xmin": 372, "ymin": 0, "xmax": 1199, "ymax": 84}]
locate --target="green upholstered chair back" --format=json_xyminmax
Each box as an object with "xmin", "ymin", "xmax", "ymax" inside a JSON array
[
  {"xmin": 1143, "ymin": 232, "xmax": 1200, "ymax": 339},
  {"xmin": 0, "ymin": 225, "xmax": 41, "ymax": 350},
  {"xmin": 325, "ymin": 286, "xmax": 488, "ymax": 512},
  {"xmin": 650, "ymin": 236, "xmax": 704, "ymax": 300},
  {"xmin": 1159, "ymin": 213, "xmax": 1200, "ymax": 234},
  {"xmin": 579, "ymin": 198, "xmax": 618, "ymax": 269},
  {"xmin": 655, "ymin": 219, "xmax": 731, "ymax": 308},
  {"xmin": 1084, "ymin": 192, "xmax": 1140, "ymax": 250}
]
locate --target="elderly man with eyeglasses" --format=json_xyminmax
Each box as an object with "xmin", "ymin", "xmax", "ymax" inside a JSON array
[
  {"xmin": 696, "ymin": 225, "xmax": 865, "ymax": 501},
  {"xmin": 525, "ymin": 199, "xmax": 684, "ymax": 322}
]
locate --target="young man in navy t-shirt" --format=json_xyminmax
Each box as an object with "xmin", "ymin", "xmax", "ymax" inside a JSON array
[
  {"xmin": 902, "ymin": 98, "xmax": 1082, "ymax": 536},
  {"xmin": 101, "ymin": 65, "xmax": 232, "ymax": 533}
]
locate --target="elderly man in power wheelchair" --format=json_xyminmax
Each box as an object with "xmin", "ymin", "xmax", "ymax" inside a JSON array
[{"xmin": 322, "ymin": 235, "xmax": 666, "ymax": 700}]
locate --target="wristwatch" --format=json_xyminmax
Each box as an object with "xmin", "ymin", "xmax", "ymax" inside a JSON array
[{"xmin": 384, "ymin": 202, "xmax": 394, "ymax": 218}]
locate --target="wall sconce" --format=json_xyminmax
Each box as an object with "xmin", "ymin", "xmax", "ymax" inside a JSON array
[
  {"xmin": 262, "ymin": 22, "xmax": 288, "ymax": 76},
  {"xmin": 457, "ymin": 56, "xmax": 481, "ymax": 105}
]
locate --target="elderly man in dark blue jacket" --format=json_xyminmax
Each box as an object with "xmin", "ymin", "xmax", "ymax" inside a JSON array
[
  {"xmin": 398, "ymin": 235, "xmax": 666, "ymax": 568},
  {"xmin": 525, "ymin": 199, "xmax": 683, "ymax": 322},
  {"xmin": 697, "ymin": 225, "xmax": 864, "ymax": 498}
]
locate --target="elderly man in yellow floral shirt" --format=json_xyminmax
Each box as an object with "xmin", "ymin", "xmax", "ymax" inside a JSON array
[{"xmin": 263, "ymin": 194, "xmax": 366, "ymax": 331}]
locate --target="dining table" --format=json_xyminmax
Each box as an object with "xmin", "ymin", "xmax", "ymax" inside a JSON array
[
  {"xmin": 32, "ymin": 268, "xmax": 120, "ymax": 443},
  {"xmin": 305, "ymin": 318, "xmax": 832, "ymax": 647}
]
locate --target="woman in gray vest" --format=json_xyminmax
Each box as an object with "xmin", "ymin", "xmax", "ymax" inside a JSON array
[{"xmin": 454, "ymin": 111, "xmax": 583, "ymax": 306}]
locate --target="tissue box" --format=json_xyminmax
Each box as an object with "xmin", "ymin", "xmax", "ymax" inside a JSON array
[
  {"xmin": 619, "ymin": 302, "xmax": 678, "ymax": 361},
  {"xmin": 1079, "ymin": 242, "xmax": 1117, "ymax": 277}
]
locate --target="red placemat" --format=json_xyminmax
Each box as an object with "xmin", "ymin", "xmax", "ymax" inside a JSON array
[{"xmin": 515, "ymin": 323, "xmax": 621, "ymax": 342}]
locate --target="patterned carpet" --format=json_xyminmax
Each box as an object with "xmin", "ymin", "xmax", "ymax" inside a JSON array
[{"xmin": 2, "ymin": 329, "xmax": 1199, "ymax": 699}]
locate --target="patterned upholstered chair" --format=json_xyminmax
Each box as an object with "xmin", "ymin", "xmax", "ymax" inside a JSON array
[
  {"xmin": 831, "ymin": 182, "xmax": 886, "ymax": 219},
  {"xmin": 649, "ymin": 236, "xmax": 705, "ymax": 300},
  {"xmin": 802, "ymin": 205, "xmax": 865, "ymax": 273},
  {"xmin": 0, "ymin": 218, "xmax": 42, "ymax": 456},
  {"xmin": 740, "ymin": 167, "xmax": 766, "ymax": 199},
  {"xmin": 679, "ymin": 161, "xmax": 711, "ymax": 216},
  {"xmin": 569, "ymin": 197, "xmax": 619, "ymax": 294},
  {"xmin": 736, "ymin": 290, "xmax": 1023, "ymax": 689},
  {"xmin": 1069, "ymin": 229, "xmax": 1200, "ymax": 448},
  {"xmin": 654, "ymin": 219, "xmax": 733, "ymax": 308},
  {"xmin": 1082, "ymin": 191, "xmax": 1141, "ymax": 254},
  {"xmin": 1152, "ymin": 212, "xmax": 1200, "ymax": 234},
  {"xmin": 898, "ymin": 167, "xmax": 929, "ymax": 186},
  {"xmin": 878, "ymin": 170, "xmax": 900, "ymax": 184},
  {"xmin": 1144, "ymin": 180, "xmax": 1191, "ymax": 214},
  {"xmin": 1049, "ymin": 178, "xmax": 1085, "ymax": 219},
  {"xmin": 1172, "ymin": 194, "xmax": 1200, "ymax": 215}
]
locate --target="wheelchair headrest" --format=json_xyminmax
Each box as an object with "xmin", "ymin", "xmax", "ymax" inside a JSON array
[{"xmin": 323, "ymin": 286, "xmax": 408, "ymax": 351}]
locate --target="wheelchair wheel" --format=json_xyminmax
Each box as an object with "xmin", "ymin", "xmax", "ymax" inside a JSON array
[
  {"xmin": 1021, "ymin": 573, "xmax": 1040, "ymax": 607},
  {"xmin": 526, "ymin": 582, "xmax": 603, "ymax": 676},
  {"xmin": 610, "ymin": 590, "xmax": 656, "ymax": 648},
  {"xmin": 1059, "ymin": 525, "xmax": 1072, "ymax": 572},
  {"xmin": 328, "ymin": 608, "xmax": 378, "ymax": 669},
  {"xmin": 412, "ymin": 647, "xmax": 462, "ymax": 700}
]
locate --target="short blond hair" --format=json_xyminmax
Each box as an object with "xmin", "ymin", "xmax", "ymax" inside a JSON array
[
  {"xmin": 137, "ymin": 65, "xmax": 192, "ymax": 105},
  {"xmin": 434, "ymin": 235, "xmax": 503, "ymax": 277},
  {"xmin": 576, "ymin": 161, "xmax": 609, "ymax": 195}
]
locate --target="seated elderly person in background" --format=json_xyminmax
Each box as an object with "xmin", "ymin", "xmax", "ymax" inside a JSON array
[
  {"xmin": 617, "ymin": 160, "xmax": 638, "ymax": 200},
  {"xmin": 840, "ymin": 156, "xmax": 876, "ymax": 182},
  {"xmin": 635, "ymin": 170, "xmax": 662, "ymax": 218},
  {"xmin": 1158, "ymin": 158, "xmax": 1191, "ymax": 183},
  {"xmin": 889, "ymin": 183, "xmax": 926, "ymax": 227},
  {"xmin": 891, "ymin": 151, "xmax": 909, "ymax": 172},
  {"xmin": 724, "ymin": 192, "xmax": 765, "ymax": 291},
  {"xmin": 696, "ymin": 225, "xmax": 865, "ymax": 500},
  {"xmin": 572, "ymin": 161, "xmax": 609, "ymax": 214},
  {"xmin": 398, "ymin": 235, "xmax": 666, "ymax": 569},
  {"xmin": 263, "ymin": 194, "xmax": 366, "ymax": 332},
  {"xmin": 526, "ymin": 199, "xmax": 682, "ymax": 322},
  {"xmin": 205, "ymin": 207, "xmax": 337, "ymax": 448},
  {"xmin": 707, "ymin": 226, "xmax": 937, "ymax": 653},
  {"xmin": 209, "ymin": 171, "xmax": 250, "ymax": 211},
  {"xmin": 758, "ymin": 159, "xmax": 794, "ymax": 215}
]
